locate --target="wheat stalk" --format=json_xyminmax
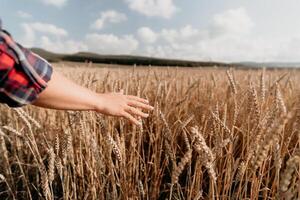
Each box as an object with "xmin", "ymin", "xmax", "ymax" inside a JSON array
[
  {"xmin": 260, "ymin": 69, "xmax": 266, "ymax": 102},
  {"xmin": 172, "ymin": 149, "xmax": 193, "ymax": 184},
  {"xmin": 47, "ymin": 147, "xmax": 55, "ymax": 183},
  {"xmin": 280, "ymin": 154, "xmax": 300, "ymax": 193},
  {"xmin": 13, "ymin": 108, "xmax": 41, "ymax": 128},
  {"xmin": 106, "ymin": 134, "xmax": 122, "ymax": 163},
  {"xmin": 275, "ymin": 83, "xmax": 287, "ymax": 115},
  {"xmin": 226, "ymin": 69, "xmax": 237, "ymax": 94},
  {"xmin": 191, "ymin": 126, "xmax": 217, "ymax": 182}
]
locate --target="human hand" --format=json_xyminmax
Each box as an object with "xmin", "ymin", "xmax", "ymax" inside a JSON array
[{"xmin": 95, "ymin": 91, "xmax": 154, "ymax": 126}]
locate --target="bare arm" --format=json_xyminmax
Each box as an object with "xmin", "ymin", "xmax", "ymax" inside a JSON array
[{"xmin": 32, "ymin": 70, "xmax": 153, "ymax": 126}]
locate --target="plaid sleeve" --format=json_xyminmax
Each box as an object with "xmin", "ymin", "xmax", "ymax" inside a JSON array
[{"xmin": 0, "ymin": 30, "xmax": 53, "ymax": 107}]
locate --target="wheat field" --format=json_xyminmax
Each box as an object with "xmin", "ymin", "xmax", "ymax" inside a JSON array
[{"xmin": 0, "ymin": 63, "xmax": 300, "ymax": 200}]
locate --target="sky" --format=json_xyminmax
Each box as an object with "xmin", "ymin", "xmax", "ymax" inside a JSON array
[{"xmin": 1, "ymin": 0, "xmax": 300, "ymax": 62}]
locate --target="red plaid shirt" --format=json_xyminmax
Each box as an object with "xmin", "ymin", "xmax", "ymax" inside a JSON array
[{"xmin": 0, "ymin": 23, "xmax": 52, "ymax": 107}]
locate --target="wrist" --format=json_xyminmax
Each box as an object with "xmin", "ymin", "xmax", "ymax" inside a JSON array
[{"xmin": 91, "ymin": 93, "xmax": 105, "ymax": 112}]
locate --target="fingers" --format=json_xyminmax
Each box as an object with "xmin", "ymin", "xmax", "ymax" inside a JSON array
[
  {"xmin": 128, "ymin": 100, "xmax": 154, "ymax": 111},
  {"xmin": 127, "ymin": 95, "xmax": 149, "ymax": 104},
  {"xmin": 122, "ymin": 111, "xmax": 141, "ymax": 126},
  {"xmin": 125, "ymin": 106, "xmax": 149, "ymax": 118}
]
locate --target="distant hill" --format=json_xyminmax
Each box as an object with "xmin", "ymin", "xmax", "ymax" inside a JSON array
[
  {"xmin": 237, "ymin": 61, "xmax": 300, "ymax": 68},
  {"xmin": 30, "ymin": 48, "xmax": 229, "ymax": 67},
  {"xmin": 30, "ymin": 48, "xmax": 300, "ymax": 68},
  {"xmin": 31, "ymin": 48, "xmax": 64, "ymax": 62}
]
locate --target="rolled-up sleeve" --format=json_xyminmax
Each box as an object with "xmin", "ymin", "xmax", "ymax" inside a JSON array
[{"xmin": 0, "ymin": 28, "xmax": 53, "ymax": 107}]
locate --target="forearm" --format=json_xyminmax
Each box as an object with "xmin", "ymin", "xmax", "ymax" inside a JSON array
[{"xmin": 32, "ymin": 70, "xmax": 98, "ymax": 111}]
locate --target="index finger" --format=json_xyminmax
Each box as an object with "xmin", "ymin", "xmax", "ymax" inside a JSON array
[
  {"xmin": 128, "ymin": 100, "xmax": 154, "ymax": 111},
  {"xmin": 127, "ymin": 95, "xmax": 149, "ymax": 104}
]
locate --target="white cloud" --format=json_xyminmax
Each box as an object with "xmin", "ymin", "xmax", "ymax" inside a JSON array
[
  {"xmin": 40, "ymin": 0, "xmax": 68, "ymax": 7},
  {"xmin": 137, "ymin": 27, "xmax": 158, "ymax": 43},
  {"xmin": 20, "ymin": 22, "xmax": 86, "ymax": 53},
  {"xmin": 21, "ymin": 23, "xmax": 36, "ymax": 47},
  {"xmin": 25, "ymin": 22, "xmax": 68, "ymax": 38},
  {"xmin": 20, "ymin": 21, "xmax": 140, "ymax": 55},
  {"xmin": 211, "ymin": 7, "xmax": 254, "ymax": 36},
  {"xmin": 40, "ymin": 36, "xmax": 88, "ymax": 53},
  {"xmin": 85, "ymin": 33, "xmax": 139, "ymax": 54},
  {"xmin": 141, "ymin": 32, "xmax": 272, "ymax": 62},
  {"xmin": 91, "ymin": 10, "xmax": 127, "ymax": 30},
  {"xmin": 124, "ymin": 0, "xmax": 178, "ymax": 19},
  {"xmin": 17, "ymin": 11, "xmax": 32, "ymax": 19},
  {"xmin": 160, "ymin": 25, "xmax": 201, "ymax": 43},
  {"xmin": 274, "ymin": 37, "xmax": 300, "ymax": 62},
  {"xmin": 136, "ymin": 8, "xmax": 279, "ymax": 62}
]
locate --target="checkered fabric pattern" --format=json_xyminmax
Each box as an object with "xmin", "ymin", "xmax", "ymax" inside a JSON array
[{"xmin": 0, "ymin": 20, "xmax": 53, "ymax": 107}]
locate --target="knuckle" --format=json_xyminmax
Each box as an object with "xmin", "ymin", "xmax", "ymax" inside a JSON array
[{"xmin": 127, "ymin": 106, "xmax": 132, "ymax": 112}]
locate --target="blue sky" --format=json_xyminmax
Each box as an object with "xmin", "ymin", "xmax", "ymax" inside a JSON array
[{"xmin": 1, "ymin": 0, "xmax": 300, "ymax": 62}]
